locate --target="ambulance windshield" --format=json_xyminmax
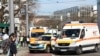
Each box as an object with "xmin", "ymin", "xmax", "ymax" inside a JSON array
[
  {"xmin": 41, "ymin": 36, "xmax": 51, "ymax": 41},
  {"xmin": 31, "ymin": 32, "xmax": 44, "ymax": 37},
  {"xmin": 63, "ymin": 29, "xmax": 80, "ymax": 38}
]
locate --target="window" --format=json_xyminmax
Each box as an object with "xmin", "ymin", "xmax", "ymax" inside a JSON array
[
  {"xmin": 31, "ymin": 32, "xmax": 44, "ymax": 37},
  {"xmin": 63, "ymin": 29, "xmax": 80, "ymax": 38},
  {"xmin": 80, "ymin": 29, "xmax": 85, "ymax": 38},
  {"xmin": 41, "ymin": 36, "xmax": 51, "ymax": 41},
  {"xmin": 31, "ymin": 33, "xmax": 38, "ymax": 37}
]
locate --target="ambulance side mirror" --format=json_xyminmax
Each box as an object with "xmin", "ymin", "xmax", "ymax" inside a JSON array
[
  {"xmin": 80, "ymin": 29, "xmax": 85, "ymax": 39},
  {"xmin": 80, "ymin": 34, "xmax": 84, "ymax": 39}
]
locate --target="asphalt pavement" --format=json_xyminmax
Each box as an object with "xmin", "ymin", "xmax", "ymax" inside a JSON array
[
  {"xmin": 0, "ymin": 47, "xmax": 28, "ymax": 56},
  {"xmin": 1, "ymin": 47, "xmax": 100, "ymax": 56},
  {"xmin": 52, "ymin": 50, "xmax": 100, "ymax": 56},
  {"xmin": 28, "ymin": 48, "xmax": 100, "ymax": 56}
]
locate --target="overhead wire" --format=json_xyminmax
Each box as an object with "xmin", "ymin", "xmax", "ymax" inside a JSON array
[
  {"xmin": 37, "ymin": 0, "xmax": 87, "ymax": 4},
  {"xmin": 36, "ymin": 0, "xmax": 93, "ymax": 14}
]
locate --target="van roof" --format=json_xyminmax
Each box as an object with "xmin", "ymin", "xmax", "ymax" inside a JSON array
[
  {"xmin": 65, "ymin": 23, "xmax": 97, "ymax": 26},
  {"xmin": 31, "ymin": 28, "xmax": 45, "ymax": 32}
]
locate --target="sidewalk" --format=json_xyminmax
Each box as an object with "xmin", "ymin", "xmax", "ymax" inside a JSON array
[{"xmin": 0, "ymin": 47, "xmax": 28, "ymax": 56}]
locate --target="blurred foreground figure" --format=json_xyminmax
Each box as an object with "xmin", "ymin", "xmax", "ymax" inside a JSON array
[{"xmin": 9, "ymin": 33, "xmax": 17, "ymax": 56}]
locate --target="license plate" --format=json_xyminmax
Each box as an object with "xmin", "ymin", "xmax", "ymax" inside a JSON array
[
  {"xmin": 60, "ymin": 49, "xmax": 67, "ymax": 51},
  {"xmin": 30, "ymin": 46, "xmax": 37, "ymax": 48},
  {"xmin": 32, "ymin": 46, "xmax": 37, "ymax": 48}
]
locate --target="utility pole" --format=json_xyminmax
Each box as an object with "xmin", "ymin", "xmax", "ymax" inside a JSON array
[
  {"xmin": 60, "ymin": 15, "xmax": 63, "ymax": 29},
  {"xmin": 97, "ymin": 0, "xmax": 100, "ymax": 32},
  {"xmin": 9, "ymin": 0, "xmax": 14, "ymax": 34},
  {"xmin": 67, "ymin": 13, "xmax": 71, "ymax": 22},
  {"xmin": 25, "ymin": 1, "xmax": 29, "ymax": 37}
]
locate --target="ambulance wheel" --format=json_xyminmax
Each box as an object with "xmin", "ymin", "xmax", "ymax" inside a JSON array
[
  {"xmin": 76, "ymin": 47, "xmax": 82, "ymax": 55},
  {"xmin": 94, "ymin": 45, "xmax": 99, "ymax": 52},
  {"xmin": 45, "ymin": 46, "xmax": 50, "ymax": 53}
]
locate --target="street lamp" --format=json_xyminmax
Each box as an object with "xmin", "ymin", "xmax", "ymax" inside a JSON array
[
  {"xmin": 67, "ymin": 13, "xmax": 71, "ymax": 22},
  {"xmin": 25, "ymin": 2, "xmax": 29, "ymax": 38},
  {"xmin": 78, "ymin": 12, "xmax": 81, "ymax": 21},
  {"xmin": 60, "ymin": 15, "xmax": 63, "ymax": 29},
  {"xmin": 22, "ymin": 0, "xmax": 29, "ymax": 37}
]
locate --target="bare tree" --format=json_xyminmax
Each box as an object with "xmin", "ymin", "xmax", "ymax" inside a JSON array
[
  {"xmin": 35, "ymin": 19, "xmax": 61, "ymax": 28},
  {"xmin": 20, "ymin": 0, "xmax": 38, "ymax": 21},
  {"xmin": 0, "ymin": 0, "xmax": 38, "ymax": 23},
  {"xmin": 0, "ymin": 0, "xmax": 7, "ymax": 23}
]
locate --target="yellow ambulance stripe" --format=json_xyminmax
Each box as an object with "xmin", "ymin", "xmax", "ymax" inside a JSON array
[{"xmin": 76, "ymin": 37, "xmax": 100, "ymax": 42}]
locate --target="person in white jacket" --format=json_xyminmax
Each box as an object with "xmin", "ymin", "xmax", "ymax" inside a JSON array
[{"xmin": 2, "ymin": 33, "xmax": 9, "ymax": 40}]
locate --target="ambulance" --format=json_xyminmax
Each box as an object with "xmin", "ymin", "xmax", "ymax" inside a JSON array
[
  {"xmin": 29, "ymin": 34, "xmax": 57, "ymax": 53},
  {"xmin": 29, "ymin": 27, "xmax": 48, "ymax": 52},
  {"xmin": 53, "ymin": 21, "xmax": 100, "ymax": 54}
]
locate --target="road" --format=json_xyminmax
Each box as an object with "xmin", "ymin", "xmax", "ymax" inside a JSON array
[
  {"xmin": 27, "ymin": 53, "xmax": 52, "ymax": 56},
  {"xmin": 27, "ymin": 50, "xmax": 100, "ymax": 56},
  {"xmin": 1, "ymin": 47, "xmax": 100, "ymax": 56}
]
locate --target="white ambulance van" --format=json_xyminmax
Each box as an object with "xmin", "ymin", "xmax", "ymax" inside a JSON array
[{"xmin": 53, "ymin": 21, "xmax": 100, "ymax": 54}]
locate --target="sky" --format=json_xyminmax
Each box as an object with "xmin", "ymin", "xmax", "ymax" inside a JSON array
[{"xmin": 36, "ymin": 0, "xmax": 97, "ymax": 15}]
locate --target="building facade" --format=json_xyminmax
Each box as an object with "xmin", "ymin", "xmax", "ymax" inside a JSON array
[
  {"xmin": 54, "ymin": 6, "xmax": 79, "ymax": 22},
  {"xmin": 53, "ymin": 5, "xmax": 97, "ymax": 23}
]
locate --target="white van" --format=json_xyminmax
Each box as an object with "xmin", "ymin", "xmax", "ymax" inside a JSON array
[{"xmin": 53, "ymin": 21, "xmax": 100, "ymax": 54}]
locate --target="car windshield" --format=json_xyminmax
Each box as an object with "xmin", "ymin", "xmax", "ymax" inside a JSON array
[
  {"xmin": 41, "ymin": 36, "xmax": 51, "ymax": 41},
  {"xmin": 31, "ymin": 33, "xmax": 44, "ymax": 37},
  {"xmin": 63, "ymin": 29, "xmax": 80, "ymax": 38}
]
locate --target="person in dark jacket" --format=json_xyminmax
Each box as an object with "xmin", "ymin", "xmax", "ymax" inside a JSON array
[
  {"xmin": 9, "ymin": 33, "xmax": 17, "ymax": 56},
  {"xmin": 23, "ymin": 35, "xmax": 27, "ymax": 46}
]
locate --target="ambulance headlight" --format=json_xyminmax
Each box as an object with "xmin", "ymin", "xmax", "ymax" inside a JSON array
[
  {"xmin": 51, "ymin": 41, "xmax": 56, "ymax": 45},
  {"xmin": 70, "ymin": 42, "xmax": 76, "ymax": 45},
  {"xmin": 28, "ymin": 44, "xmax": 33, "ymax": 48},
  {"xmin": 39, "ymin": 44, "xmax": 44, "ymax": 47},
  {"xmin": 29, "ymin": 44, "xmax": 32, "ymax": 46},
  {"xmin": 54, "ymin": 43, "xmax": 58, "ymax": 46}
]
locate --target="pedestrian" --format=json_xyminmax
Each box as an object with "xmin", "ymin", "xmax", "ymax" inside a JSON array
[
  {"xmin": 0, "ymin": 36, "xmax": 3, "ymax": 54},
  {"xmin": 26, "ymin": 36, "xmax": 29, "ymax": 46},
  {"xmin": 23, "ymin": 35, "xmax": 27, "ymax": 46},
  {"xmin": 9, "ymin": 33, "xmax": 17, "ymax": 56},
  {"xmin": 2, "ymin": 32, "xmax": 9, "ymax": 40},
  {"xmin": 20, "ymin": 36, "xmax": 24, "ymax": 46},
  {"xmin": 2, "ymin": 32, "xmax": 9, "ymax": 54}
]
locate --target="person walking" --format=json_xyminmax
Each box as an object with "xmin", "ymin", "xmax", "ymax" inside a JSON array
[
  {"xmin": 2, "ymin": 33, "xmax": 9, "ymax": 54},
  {"xmin": 2, "ymin": 33, "xmax": 9, "ymax": 40},
  {"xmin": 9, "ymin": 33, "xmax": 17, "ymax": 56},
  {"xmin": 20, "ymin": 36, "xmax": 24, "ymax": 46},
  {"xmin": 23, "ymin": 35, "xmax": 27, "ymax": 47},
  {"xmin": 26, "ymin": 36, "xmax": 29, "ymax": 46}
]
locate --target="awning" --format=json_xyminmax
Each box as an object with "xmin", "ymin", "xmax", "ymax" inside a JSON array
[{"xmin": 0, "ymin": 23, "xmax": 9, "ymax": 28}]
